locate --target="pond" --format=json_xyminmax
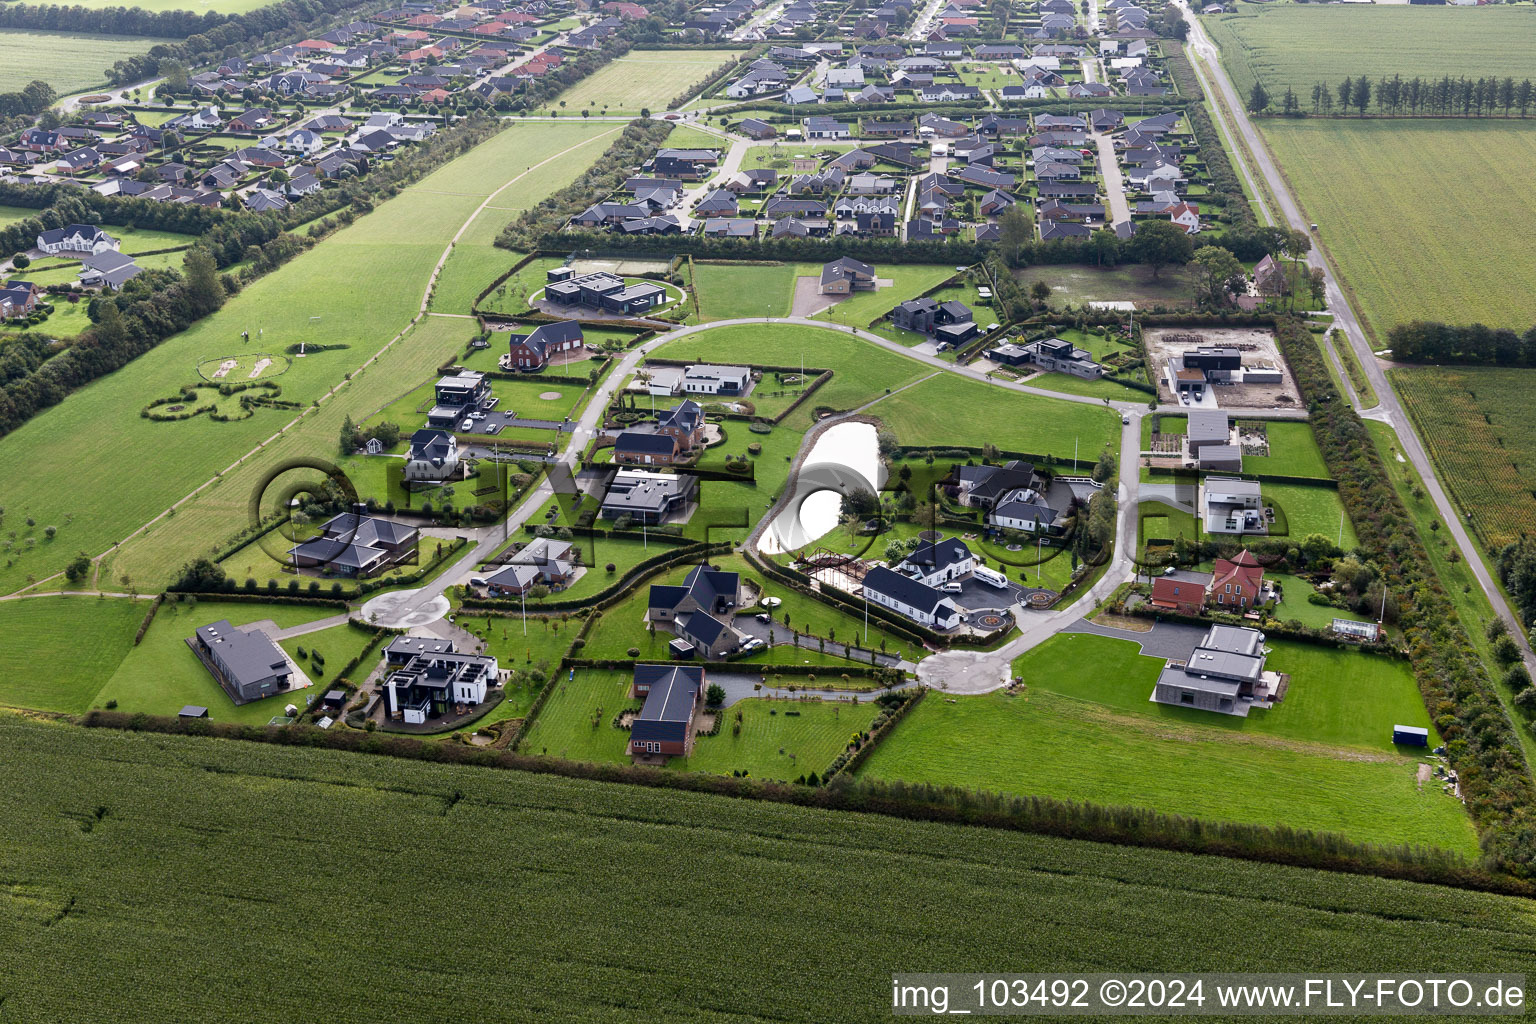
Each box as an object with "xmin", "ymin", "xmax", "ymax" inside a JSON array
[{"xmin": 760, "ymin": 421, "xmax": 884, "ymax": 554}]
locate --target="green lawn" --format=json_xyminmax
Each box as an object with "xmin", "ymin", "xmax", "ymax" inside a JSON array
[
  {"xmin": 0, "ymin": 122, "xmax": 617, "ymax": 596},
  {"xmin": 0, "ymin": 596, "xmax": 146, "ymax": 713},
  {"xmin": 674, "ymin": 697, "xmax": 879, "ymax": 780},
  {"xmin": 1267, "ymin": 572, "xmax": 1374, "ymax": 632},
  {"xmin": 1261, "ymin": 120, "xmax": 1536, "ymax": 343},
  {"xmin": 553, "ymin": 49, "xmax": 746, "ymax": 112},
  {"xmin": 873, "ymin": 372, "xmax": 1118, "ymax": 461},
  {"xmin": 0, "ymin": 28, "xmax": 171, "ymax": 93},
  {"xmin": 1242, "ymin": 419, "xmax": 1329, "ymax": 479},
  {"xmin": 0, "ymin": 204, "xmax": 40, "ymax": 229},
  {"xmin": 1013, "ymin": 264, "xmax": 1195, "ymax": 311},
  {"xmin": 277, "ymin": 620, "xmax": 379, "ymax": 690},
  {"xmin": 518, "ymin": 667, "xmax": 636, "ymax": 761},
  {"xmin": 862, "ymin": 632, "xmax": 1475, "ymax": 855},
  {"xmin": 92, "ymin": 599, "xmax": 348, "ymax": 724},
  {"xmin": 649, "ymin": 323, "xmax": 931, "ymax": 430},
  {"xmin": 691, "ymin": 260, "xmax": 798, "ymax": 319},
  {"xmin": 1263, "ymin": 482, "xmax": 1357, "ymax": 548}
]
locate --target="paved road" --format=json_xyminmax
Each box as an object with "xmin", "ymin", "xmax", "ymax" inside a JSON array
[
  {"xmin": 1093, "ymin": 131, "xmax": 1132, "ymax": 226},
  {"xmin": 1180, "ymin": 0, "xmax": 1535, "ymax": 671}
]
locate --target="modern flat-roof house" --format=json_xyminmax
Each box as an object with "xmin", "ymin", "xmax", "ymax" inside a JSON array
[
  {"xmin": 382, "ymin": 649, "xmax": 499, "ymax": 724},
  {"xmin": 861, "ymin": 565, "xmax": 962, "ymax": 630},
  {"xmin": 502, "ymin": 321, "xmax": 584, "ymax": 370},
  {"xmin": 426, "ymin": 371, "xmax": 491, "ymax": 428},
  {"xmin": 628, "ymin": 664, "xmax": 705, "ymax": 759},
  {"xmin": 383, "ymin": 633, "xmax": 457, "ymax": 666},
  {"xmin": 1023, "ymin": 337, "xmax": 1104, "ymax": 379},
  {"xmin": 483, "ymin": 537, "xmax": 576, "ymax": 595},
  {"xmin": 890, "ymin": 297, "xmax": 973, "ymax": 336},
  {"xmin": 288, "ymin": 510, "xmax": 419, "ymax": 576},
  {"xmin": 613, "ymin": 430, "xmax": 680, "ymax": 466},
  {"xmin": 37, "ymin": 223, "xmax": 120, "ymax": 255},
  {"xmin": 681, "ymin": 363, "xmax": 749, "ymax": 395},
  {"xmin": 1181, "ymin": 346, "xmax": 1242, "ymax": 381},
  {"xmin": 896, "ymin": 535, "xmax": 974, "ymax": 586},
  {"xmin": 1184, "ymin": 409, "xmax": 1234, "ymax": 469},
  {"xmin": 189, "ymin": 620, "xmax": 293, "ymax": 704},
  {"xmin": 544, "ymin": 271, "xmax": 667, "ymax": 315},
  {"xmin": 1201, "ymin": 476, "xmax": 1266, "ymax": 535},
  {"xmin": 819, "ymin": 256, "xmax": 877, "ymax": 295},
  {"xmin": 600, "ymin": 468, "xmax": 696, "ymax": 524},
  {"xmin": 1151, "ymin": 624, "xmax": 1282, "ymax": 717},
  {"xmin": 404, "ymin": 428, "xmax": 459, "ymax": 482}
]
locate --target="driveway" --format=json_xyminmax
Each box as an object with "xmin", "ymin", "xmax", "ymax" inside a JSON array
[
  {"xmin": 790, "ymin": 276, "xmax": 836, "ymax": 317},
  {"xmin": 1060, "ymin": 616, "xmax": 1207, "ymax": 660},
  {"xmin": 734, "ymin": 614, "xmax": 906, "ymax": 667},
  {"xmin": 706, "ymin": 669, "xmax": 916, "ymax": 708}
]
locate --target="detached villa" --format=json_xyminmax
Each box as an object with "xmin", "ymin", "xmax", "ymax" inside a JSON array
[
  {"xmin": 37, "ymin": 223, "xmax": 120, "ymax": 255},
  {"xmin": 1151, "ymin": 624, "xmax": 1285, "ymax": 717},
  {"xmin": 861, "ymin": 565, "xmax": 962, "ymax": 630},
  {"xmin": 628, "ymin": 664, "xmax": 706, "ymax": 759},
  {"xmin": 189, "ymin": 620, "xmax": 293, "ymax": 704}
]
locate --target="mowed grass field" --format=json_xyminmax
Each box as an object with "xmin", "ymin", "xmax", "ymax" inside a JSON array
[
  {"xmin": 0, "ymin": 121, "xmax": 618, "ymax": 597},
  {"xmin": 861, "ymin": 633, "xmax": 1475, "ymax": 855},
  {"xmin": 1204, "ymin": 4, "xmax": 1536, "ymax": 103},
  {"xmin": 691, "ymin": 260, "xmax": 799, "ymax": 319},
  {"xmin": 0, "ymin": 596, "xmax": 146, "ymax": 713},
  {"xmin": 2, "ymin": 717, "xmax": 1533, "ymax": 1023},
  {"xmin": 552, "ymin": 49, "xmax": 746, "ymax": 112},
  {"xmin": 1262, "ymin": 120, "xmax": 1536, "ymax": 343},
  {"xmin": 0, "ymin": 28, "xmax": 171, "ymax": 93},
  {"xmin": 1391, "ymin": 365, "xmax": 1536, "ymax": 551}
]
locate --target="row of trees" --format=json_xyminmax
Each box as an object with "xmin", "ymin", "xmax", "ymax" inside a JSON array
[
  {"xmin": 0, "ymin": 2, "xmax": 230, "ymax": 39},
  {"xmin": 1385, "ymin": 320, "xmax": 1536, "ymax": 366},
  {"xmin": 1275, "ymin": 317, "xmax": 1536, "ymax": 877},
  {"xmin": 1250, "ymin": 75, "xmax": 1536, "ymax": 119}
]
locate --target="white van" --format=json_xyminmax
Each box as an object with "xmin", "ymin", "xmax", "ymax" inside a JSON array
[{"xmin": 940, "ymin": 580, "xmax": 964, "ymax": 593}]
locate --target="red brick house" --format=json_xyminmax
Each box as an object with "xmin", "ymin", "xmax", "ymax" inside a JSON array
[
  {"xmin": 1150, "ymin": 576, "xmax": 1207, "ymax": 616},
  {"xmin": 655, "ymin": 399, "xmax": 704, "ymax": 451},
  {"xmin": 628, "ymin": 664, "xmax": 705, "ymax": 759},
  {"xmin": 503, "ymin": 321, "xmax": 584, "ymax": 371},
  {"xmin": 1209, "ymin": 550, "xmax": 1266, "ymax": 610}
]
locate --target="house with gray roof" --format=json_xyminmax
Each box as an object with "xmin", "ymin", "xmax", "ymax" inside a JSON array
[
  {"xmin": 600, "ymin": 468, "xmax": 696, "ymax": 524},
  {"xmin": 1152, "ymin": 624, "xmax": 1281, "ymax": 717},
  {"xmin": 628, "ymin": 664, "xmax": 705, "ymax": 758},
  {"xmin": 861, "ymin": 565, "xmax": 962, "ymax": 630},
  {"xmin": 189, "ymin": 620, "xmax": 293, "ymax": 704}
]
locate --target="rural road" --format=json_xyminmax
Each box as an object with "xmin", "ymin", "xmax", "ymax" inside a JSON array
[{"xmin": 1180, "ymin": 0, "xmax": 1535, "ymax": 670}]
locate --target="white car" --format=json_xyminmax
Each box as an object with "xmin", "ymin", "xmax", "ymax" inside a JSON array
[{"xmin": 741, "ymin": 637, "xmax": 765, "ymax": 651}]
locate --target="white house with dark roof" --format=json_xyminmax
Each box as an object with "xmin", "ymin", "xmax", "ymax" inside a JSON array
[
  {"xmin": 861, "ymin": 565, "xmax": 962, "ymax": 630},
  {"xmin": 896, "ymin": 535, "xmax": 974, "ymax": 586},
  {"xmin": 404, "ymin": 428, "xmax": 459, "ymax": 481},
  {"xmin": 37, "ymin": 224, "xmax": 119, "ymax": 255}
]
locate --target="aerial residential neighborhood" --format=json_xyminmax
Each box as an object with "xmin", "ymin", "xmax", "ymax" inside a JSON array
[{"xmin": 1, "ymin": 0, "xmax": 1534, "ymax": 1013}]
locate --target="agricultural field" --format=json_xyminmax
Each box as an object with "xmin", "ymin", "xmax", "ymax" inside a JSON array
[
  {"xmin": 1261, "ymin": 120, "xmax": 1536, "ymax": 341},
  {"xmin": 1391, "ymin": 365, "xmax": 1536, "ymax": 551},
  {"xmin": 90, "ymin": 598, "xmax": 350, "ymax": 724},
  {"xmin": 1204, "ymin": 4, "xmax": 1536, "ymax": 104},
  {"xmin": 0, "ymin": 28, "xmax": 171, "ymax": 94},
  {"xmin": 2, "ymin": 717, "xmax": 1532, "ymax": 1023},
  {"xmin": 551, "ymin": 50, "xmax": 746, "ymax": 113},
  {"xmin": 0, "ymin": 596, "xmax": 146, "ymax": 713},
  {"xmin": 0, "ymin": 121, "xmax": 617, "ymax": 598},
  {"xmin": 862, "ymin": 632, "xmax": 1475, "ymax": 855}
]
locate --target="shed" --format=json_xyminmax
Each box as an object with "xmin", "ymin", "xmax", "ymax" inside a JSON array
[
  {"xmin": 1392, "ymin": 724, "xmax": 1429, "ymax": 747},
  {"xmin": 322, "ymin": 688, "xmax": 347, "ymax": 710},
  {"xmin": 178, "ymin": 705, "xmax": 210, "ymax": 719},
  {"xmin": 668, "ymin": 637, "xmax": 696, "ymax": 659}
]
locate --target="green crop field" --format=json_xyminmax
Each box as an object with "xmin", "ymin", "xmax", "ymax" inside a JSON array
[
  {"xmin": 0, "ymin": 121, "xmax": 617, "ymax": 597},
  {"xmin": 552, "ymin": 49, "xmax": 746, "ymax": 112},
  {"xmin": 1, "ymin": 716, "xmax": 1532, "ymax": 1023},
  {"xmin": 1261, "ymin": 120, "xmax": 1536, "ymax": 342},
  {"xmin": 1391, "ymin": 365, "xmax": 1536, "ymax": 551},
  {"xmin": 1204, "ymin": 4, "xmax": 1536, "ymax": 104},
  {"xmin": 90, "ymin": 598, "xmax": 348, "ymax": 723},
  {"xmin": 0, "ymin": 596, "xmax": 146, "ymax": 713},
  {"xmin": 862, "ymin": 633, "xmax": 1475, "ymax": 855},
  {"xmin": 0, "ymin": 28, "xmax": 171, "ymax": 93}
]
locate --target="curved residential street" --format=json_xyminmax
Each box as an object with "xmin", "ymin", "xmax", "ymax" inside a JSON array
[{"xmin": 1178, "ymin": 1, "xmax": 1534, "ymax": 671}]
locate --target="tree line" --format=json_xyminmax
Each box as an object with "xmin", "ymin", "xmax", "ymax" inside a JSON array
[
  {"xmin": 1250, "ymin": 75, "xmax": 1536, "ymax": 118},
  {"xmin": 1385, "ymin": 320, "xmax": 1536, "ymax": 366},
  {"xmin": 1275, "ymin": 316, "xmax": 1536, "ymax": 878}
]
